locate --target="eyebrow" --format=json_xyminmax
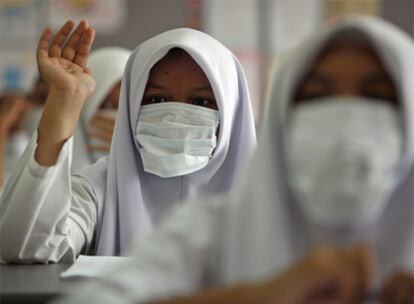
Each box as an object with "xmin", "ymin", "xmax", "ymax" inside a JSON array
[{"xmin": 146, "ymin": 83, "xmax": 167, "ymax": 91}]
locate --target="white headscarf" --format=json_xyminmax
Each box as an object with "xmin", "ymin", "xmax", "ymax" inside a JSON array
[
  {"xmin": 217, "ymin": 16, "xmax": 414, "ymax": 285},
  {"xmin": 72, "ymin": 47, "xmax": 131, "ymax": 173},
  {"xmin": 80, "ymin": 28, "xmax": 257, "ymax": 256}
]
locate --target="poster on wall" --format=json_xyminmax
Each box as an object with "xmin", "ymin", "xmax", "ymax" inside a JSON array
[
  {"xmin": 49, "ymin": 0, "xmax": 126, "ymax": 34},
  {"xmin": 0, "ymin": 0, "xmax": 44, "ymax": 91},
  {"xmin": 324, "ymin": 0, "xmax": 381, "ymax": 23}
]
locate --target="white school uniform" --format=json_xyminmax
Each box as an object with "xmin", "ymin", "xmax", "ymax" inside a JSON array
[
  {"xmin": 0, "ymin": 28, "xmax": 256, "ymax": 263},
  {"xmin": 54, "ymin": 16, "xmax": 414, "ymax": 304}
]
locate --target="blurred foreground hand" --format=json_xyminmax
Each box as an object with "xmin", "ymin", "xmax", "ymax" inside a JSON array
[
  {"xmin": 263, "ymin": 245, "xmax": 375, "ymax": 304},
  {"xmin": 380, "ymin": 271, "xmax": 414, "ymax": 304}
]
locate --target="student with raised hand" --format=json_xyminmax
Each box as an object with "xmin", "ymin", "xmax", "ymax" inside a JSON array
[
  {"xmin": 55, "ymin": 16, "xmax": 413, "ymax": 304},
  {"xmin": 72, "ymin": 47, "xmax": 131, "ymax": 173},
  {"xmin": 0, "ymin": 19, "xmax": 256, "ymax": 262}
]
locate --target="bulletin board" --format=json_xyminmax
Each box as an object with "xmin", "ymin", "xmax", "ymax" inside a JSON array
[{"xmin": 0, "ymin": 0, "xmax": 126, "ymax": 93}]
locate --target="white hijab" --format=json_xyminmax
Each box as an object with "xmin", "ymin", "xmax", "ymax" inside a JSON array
[
  {"xmin": 72, "ymin": 47, "xmax": 131, "ymax": 173},
  {"xmin": 217, "ymin": 16, "xmax": 414, "ymax": 285},
  {"xmin": 80, "ymin": 28, "xmax": 257, "ymax": 256}
]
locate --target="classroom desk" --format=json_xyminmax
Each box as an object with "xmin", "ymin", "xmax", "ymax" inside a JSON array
[{"xmin": 0, "ymin": 264, "xmax": 85, "ymax": 304}]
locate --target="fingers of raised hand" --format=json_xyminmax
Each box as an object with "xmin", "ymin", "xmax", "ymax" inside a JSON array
[
  {"xmin": 37, "ymin": 20, "xmax": 95, "ymax": 69},
  {"xmin": 74, "ymin": 27, "xmax": 95, "ymax": 68},
  {"xmin": 62, "ymin": 20, "xmax": 89, "ymax": 62},
  {"xmin": 49, "ymin": 20, "xmax": 75, "ymax": 57},
  {"xmin": 37, "ymin": 27, "xmax": 53, "ymax": 61}
]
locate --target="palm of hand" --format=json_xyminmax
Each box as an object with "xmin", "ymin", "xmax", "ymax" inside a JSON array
[{"xmin": 39, "ymin": 56, "xmax": 95, "ymax": 97}]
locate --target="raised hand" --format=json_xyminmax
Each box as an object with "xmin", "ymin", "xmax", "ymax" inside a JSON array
[
  {"xmin": 35, "ymin": 20, "xmax": 97, "ymax": 166},
  {"xmin": 37, "ymin": 20, "xmax": 96, "ymax": 100}
]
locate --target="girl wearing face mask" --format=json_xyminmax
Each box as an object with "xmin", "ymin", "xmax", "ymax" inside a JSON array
[
  {"xmin": 72, "ymin": 47, "xmax": 131, "ymax": 173},
  {"xmin": 0, "ymin": 20, "xmax": 256, "ymax": 262},
  {"xmin": 55, "ymin": 17, "xmax": 413, "ymax": 304}
]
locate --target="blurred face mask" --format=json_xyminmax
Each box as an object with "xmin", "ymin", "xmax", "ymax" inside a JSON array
[
  {"xmin": 136, "ymin": 102, "xmax": 219, "ymax": 178},
  {"xmin": 286, "ymin": 97, "xmax": 402, "ymax": 226}
]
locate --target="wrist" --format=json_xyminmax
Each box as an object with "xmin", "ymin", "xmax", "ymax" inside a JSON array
[{"xmin": 48, "ymin": 85, "xmax": 89, "ymax": 102}]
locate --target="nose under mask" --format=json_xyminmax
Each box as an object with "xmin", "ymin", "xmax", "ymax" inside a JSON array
[
  {"xmin": 286, "ymin": 97, "xmax": 402, "ymax": 227},
  {"xmin": 135, "ymin": 102, "xmax": 220, "ymax": 178}
]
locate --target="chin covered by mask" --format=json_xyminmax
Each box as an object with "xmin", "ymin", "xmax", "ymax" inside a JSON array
[
  {"xmin": 286, "ymin": 97, "xmax": 402, "ymax": 227},
  {"xmin": 136, "ymin": 102, "xmax": 220, "ymax": 178},
  {"xmin": 88, "ymin": 109, "xmax": 118, "ymax": 162},
  {"xmin": 22, "ymin": 106, "xmax": 43, "ymax": 135}
]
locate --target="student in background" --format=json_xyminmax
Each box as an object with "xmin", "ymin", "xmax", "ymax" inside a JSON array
[
  {"xmin": 0, "ymin": 92, "xmax": 31, "ymax": 190},
  {"xmin": 55, "ymin": 16, "xmax": 413, "ymax": 304},
  {"xmin": 72, "ymin": 47, "xmax": 131, "ymax": 173},
  {"xmin": 0, "ymin": 20, "xmax": 256, "ymax": 262},
  {"xmin": 24, "ymin": 77, "xmax": 49, "ymax": 135}
]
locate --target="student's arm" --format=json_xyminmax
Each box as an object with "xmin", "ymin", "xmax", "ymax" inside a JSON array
[
  {"xmin": 0, "ymin": 20, "xmax": 98, "ymax": 264},
  {"xmin": 35, "ymin": 20, "xmax": 95, "ymax": 166}
]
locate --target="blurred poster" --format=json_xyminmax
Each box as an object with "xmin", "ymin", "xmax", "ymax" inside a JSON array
[
  {"xmin": 203, "ymin": 0, "xmax": 259, "ymax": 49},
  {"xmin": 49, "ymin": 0, "xmax": 126, "ymax": 34},
  {"xmin": 0, "ymin": 0, "xmax": 41, "ymax": 51},
  {"xmin": 266, "ymin": 0, "xmax": 321, "ymax": 54},
  {"xmin": 324, "ymin": 0, "xmax": 381, "ymax": 22},
  {"xmin": 0, "ymin": 0, "xmax": 43, "ymax": 91},
  {"xmin": 0, "ymin": 52, "xmax": 37, "ymax": 91}
]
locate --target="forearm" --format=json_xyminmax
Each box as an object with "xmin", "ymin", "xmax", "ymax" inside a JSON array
[{"xmin": 35, "ymin": 87, "xmax": 87, "ymax": 166}]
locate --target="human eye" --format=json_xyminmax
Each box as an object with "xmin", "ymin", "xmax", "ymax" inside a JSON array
[
  {"xmin": 143, "ymin": 95, "xmax": 168, "ymax": 105},
  {"xmin": 294, "ymin": 74, "xmax": 333, "ymax": 104},
  {"xmin": 192, "ymin": 97, "xmax": 216, "ymax": 108}
]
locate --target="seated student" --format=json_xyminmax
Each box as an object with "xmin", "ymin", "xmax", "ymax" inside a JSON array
[
  {"xmin": 72, "ymin": 47, "xmax": 131, "ymax": 173},
  {"xmin": 0, "ymin": 20, "xmax": 256, "ymax": 262},
  {"xmin": 55, "ymin": 16, "xmax": 413, "ymax": 304}
]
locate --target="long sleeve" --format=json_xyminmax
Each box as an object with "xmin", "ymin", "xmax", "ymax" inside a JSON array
[
  {"xmin": 0, "ymin": 132, "xmax": 98, "ymax": 264},
  {"xmin": 55, "ymin": 199, "xmax": 223, "ymax": 304}
]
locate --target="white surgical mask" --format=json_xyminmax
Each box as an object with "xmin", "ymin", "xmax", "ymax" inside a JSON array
[
  {"xmin": 88, "ymin": 109, "xmax": 117, "ymax": 162},
  {"xmin": 136, "ymin": 102, "xmax": 219, "ymax": 178},
  {"xmin": 286, "ymin": 97, "xmax": 402, "ymax": 226}
]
